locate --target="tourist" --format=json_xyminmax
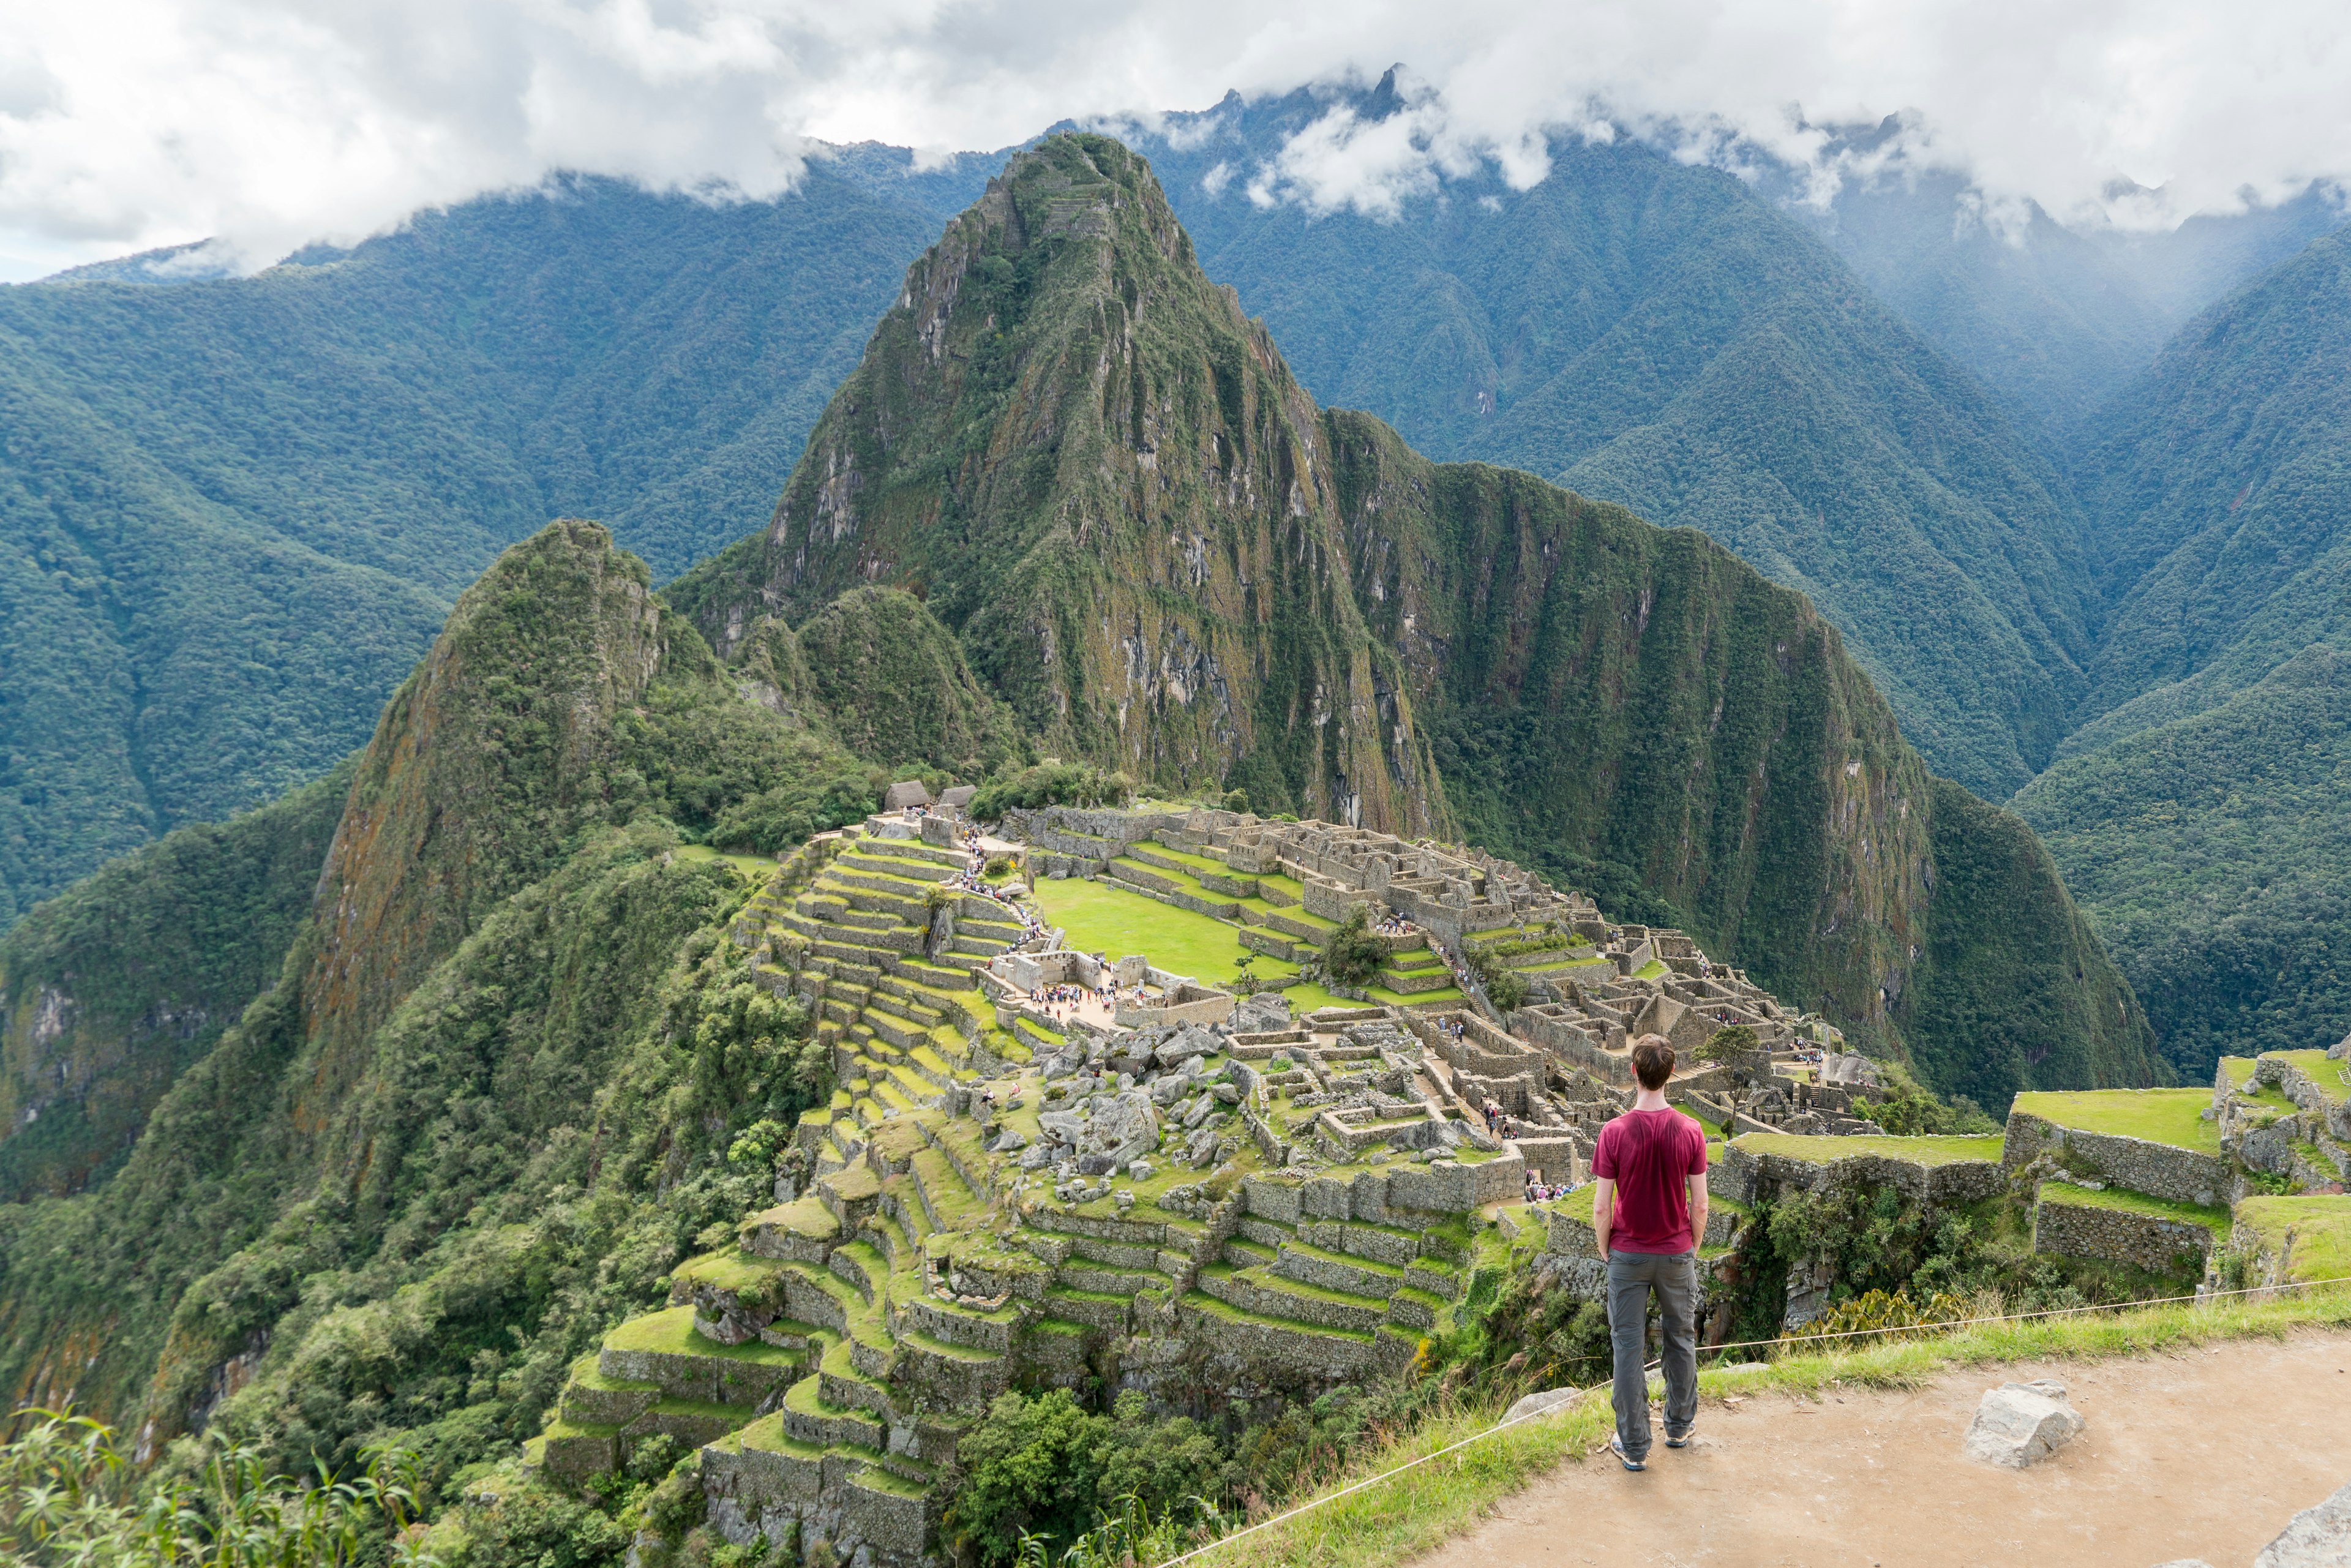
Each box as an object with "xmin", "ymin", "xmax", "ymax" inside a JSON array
[{"xmin": 1589, "ymin": 1033, "xmax": 1708, "ymax": 1472}]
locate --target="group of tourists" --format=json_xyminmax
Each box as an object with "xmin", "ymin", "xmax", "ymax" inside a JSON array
[
  {"xmin": 1523, "ymin": 1168, "xmax": 1568, "ymax": 1202},
  {"xmin": 1374, "ymin": 913, "xmax": 1415, "ymax": 936}
]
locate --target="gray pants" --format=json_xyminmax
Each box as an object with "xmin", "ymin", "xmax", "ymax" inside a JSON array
[{"xmin": 1606, "ymin": 1248, "xmax": 1698, "ymax": 1461}]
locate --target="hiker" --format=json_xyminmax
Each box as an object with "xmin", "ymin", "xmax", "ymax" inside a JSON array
[{"xmin": 1589, "ymin": 1033, "xmax": 1708, "ymax": 1472}]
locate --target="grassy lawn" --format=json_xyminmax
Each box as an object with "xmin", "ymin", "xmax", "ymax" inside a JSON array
[
  {"xmin": 2234, "ymin": 1195, "xmax": 2351, "ymax": 1281},
  {"xmin": 1029, "ymin": 876, "xmax": 1258, "ymax": 980},
  {"xmin": 2220, "ymin": 1056, "xmax": 2259, "ymax": 1087},
  {"xmin": 2009, "ymin": 1089, "xmax": 2222, "ymax": 1153},
  {"xmin": 1189, "ymin": 1288, "xmax": 2351, "ymax": 1568},
  {"xmin": 2036, "ymin": 1182, "xmax": 2232, "ymax": 1237},
  {"xmin": 1734, "ymin": 1131, "xmax": 2004, "ymax": 1166},
  {"xmin": 673, "ymin": 843, "xmax": 781, "ymax": 882},
  {"xmin": 1026, "ymin": 874, "xmax": 1458, "ymax": 1013},
  {"xmin": 1138, "ymin": 839, "xmax": 1234, "ymax": 876}
]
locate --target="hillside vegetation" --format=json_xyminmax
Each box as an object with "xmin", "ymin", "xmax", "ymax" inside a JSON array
[
  {"xmin": 2015, "ymin": 647, "xmax": 2351, "ymax": 1081},
  {"xmin": 0, "ymin": 168, "xmax": 945, "ymax": 925},
  {"xmin": 2009, "ymin": 227, "xmax": 2351, "ymax": 1069},
  {"xmin": 0, "ymin": 760, "xmax": 351, "ymax": 1200},
  {"xmin": 0, "ymin": 520, "xmax": 854, "ymax": 1457}
]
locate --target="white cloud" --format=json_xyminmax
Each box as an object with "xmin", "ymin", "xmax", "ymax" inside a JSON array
[{"xmin": 2, "ymin": 0, "xmax": 2348, "ymax": 280}]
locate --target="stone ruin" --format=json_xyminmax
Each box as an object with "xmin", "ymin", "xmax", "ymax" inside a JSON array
[{"xmin": 524, "ymin": 805, "xmax": 1913, "ymax": 1564}]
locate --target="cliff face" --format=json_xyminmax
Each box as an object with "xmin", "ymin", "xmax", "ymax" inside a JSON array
[
  {"xmin": 666, "ymin": 135, "xmax": 1445, "ymax": 835},
  {"xmin": 673, "ymin": 133, "xmax": 2154, "ymax": 1090},
  {"xmin": 1321, "ymin": 416, "xmax": 1926, "ymax": 1043}
]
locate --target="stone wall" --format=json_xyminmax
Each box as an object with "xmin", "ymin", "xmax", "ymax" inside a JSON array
[
  {"xmin": 1715, "ymin": 1142, "xmax": 2005, "ymax": 1209},
  {"xmin": 1116, "ymin": 982, "xmax": 1235, "ymax": 1029},
  {"xmin": 2260, "ymin": 1056, "xmax": 2351, "ymax": 1141},
  {"xmin": 1240, "ymin": 1155, "xmax": 1523, "ymax": 1223},
  {"xmin": 2001, "ymin": 1114, "xmax": 2229, "ymax": 1206},
  {"xmin": 2031, "ymin": 1190, "xmax": 2217, "ymax": 1275}
]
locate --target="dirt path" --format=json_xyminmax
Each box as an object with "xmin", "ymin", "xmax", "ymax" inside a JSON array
[{"xmin": 1412, "ymin": 1331, "xmax": 2351, "ymax": 1567}]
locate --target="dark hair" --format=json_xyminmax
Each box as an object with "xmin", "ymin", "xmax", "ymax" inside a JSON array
[{"xmin": 1630, "ymin": 1033, "xmax": 1675, "ymax": 1091}]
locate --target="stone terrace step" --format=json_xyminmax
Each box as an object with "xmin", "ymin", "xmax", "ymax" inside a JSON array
[
  {"xmin": 1194, "ymin": 1264, "xmax": 1389, "ymax": 1335},
  {"xmin": 1276, "ymin": 1240, "xmax": 1407, "ymax": 1298},
  {"xmin": 782, "ymin": 1372, "xmax": 885, "ymax": 1451},
  {"xmin": 598, "ymin": 1307, "xmax": 803, "ymax": 1406}
]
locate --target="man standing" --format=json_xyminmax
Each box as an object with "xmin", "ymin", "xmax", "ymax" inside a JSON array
[{"xmin": 1589, "ymin": 1033, "xmax": 1708, "ymax": 1471}]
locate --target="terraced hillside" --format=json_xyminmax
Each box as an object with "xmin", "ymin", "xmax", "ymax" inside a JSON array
[{"xmin": 520, "ymin": 802, "xmax": 1955, "ymax": 1563}]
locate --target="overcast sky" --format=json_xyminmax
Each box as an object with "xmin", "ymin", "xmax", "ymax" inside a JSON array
[{"xmin": 2, "ymin": 0, "xmax": 2346, "ymax": 282}]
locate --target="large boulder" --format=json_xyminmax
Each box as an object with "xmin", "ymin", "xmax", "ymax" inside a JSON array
[
  {"xmin": 1960, "ymin": 1380, "xmax": 2083, "ymax": 1469},
  {"xmin": 1234, "ymin": 991, "xmax": 1293, "ymax": 1032},
  {"xmin": 2257, "ymin": 1480, "xmax": 2351, "ymax": 1567}
]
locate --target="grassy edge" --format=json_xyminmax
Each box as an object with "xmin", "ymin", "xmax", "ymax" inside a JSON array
[{"xmin": 1185, "ymin": 1288, "xmax": 2351, "ymax": 1568}]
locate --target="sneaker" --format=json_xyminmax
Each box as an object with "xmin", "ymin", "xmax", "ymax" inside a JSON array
[
  {"xmin": 1609, "ymin": 1436, "xmax": 1646, "ymax": 1472},
  {"xmin": 1665, "ymin": 1428, "xmax": 1693, "ymax": 1449}
]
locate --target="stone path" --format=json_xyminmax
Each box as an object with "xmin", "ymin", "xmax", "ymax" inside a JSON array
[{"xmin": 1409, "ymin": 1330, "xmax": 2351, "ymax": 1568}]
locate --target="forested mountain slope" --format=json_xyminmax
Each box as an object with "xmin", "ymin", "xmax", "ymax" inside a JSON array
[
  {"xmin": 2005, "ymin": 226, "xmax": 2351, "ymax": 1076},
  {"xmin": 0, "ymin": 167, "xmax": 948, "ymax": 925},
  {"xmin": 1128, "ymin": 86, "xmax": 2098, "ymax": 800},
  {"xmin": 2015, "ymin": 647, "xmax": 2351, "ymax": 1082},
  {"xmin": 1777, "ymin": 156, "xmax": 2345, "ymax": 441},
  {"xmin": 673, "ymin": 132, "xmax": 2154, "ymax": 1103},
  {"xmin": 0, "ymin": 762, "xmax": 351, "ymax": 1201},
  {"xmin": 2067, "ymin": 226, "xmax": 2351, "ymax": 736},
  {"xmin": 0, "ymin": 520, "xmax": 861, "ymax": 1446}
]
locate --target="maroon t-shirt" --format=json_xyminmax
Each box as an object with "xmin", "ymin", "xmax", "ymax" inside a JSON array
[{"xmin": 1591, "ymin": 1107, "xmax": 1708, "ymax": 1253}]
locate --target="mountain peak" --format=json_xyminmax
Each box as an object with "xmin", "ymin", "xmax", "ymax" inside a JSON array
[{"xmin": 667, "ymin": 131, "xmax": 1436, "ymax": 835}]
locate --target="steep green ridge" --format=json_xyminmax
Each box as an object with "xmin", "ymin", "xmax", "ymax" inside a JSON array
[
  {"xmin": 0, "ymin": 520, "xmax": 845, "ymax": 1457},
  {"xmin": 2015, "ymin": 647, "xmax": 2351, "ymax": 1081},
  {"xmin": 1136, "ymin": 89, "xmax": 2097, "ymax": 799},
  {"xmin": 2068, "ymin": 226, "xmax": 2351, "ymax": 733},
  {"xmin": 677, "ymin": 133, "xmax": 2154, "ymax": 1095},
  {"xmin": 667, "ymin": 134, "xmax": 1447, "ymax": 836},
  {"xmin": 0, "ymin": 759, "xmax": 351, "ymax": 1199},
  {"xmin": 748, "ymin": 586, "xmax": 1027, "ymax": 776},
  {"xmin": 0, "ymin": 169, "xmax": 945, "ymax": 924},
  {"xmin": 1998, "ymin": 227, "xmax": 2351, "ymax": 1068}
]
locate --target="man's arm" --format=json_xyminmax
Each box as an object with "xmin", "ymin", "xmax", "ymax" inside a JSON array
[
  {"xmin": 1591, "ymin": 1177, "xmax": 1615, "ymax": 1258},
  {"xmin": 1687, "ymin": 1171, "xmax": 1709, "ymax": 1253}
]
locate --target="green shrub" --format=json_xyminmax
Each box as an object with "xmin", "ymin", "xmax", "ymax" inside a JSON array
[
  {"xmin": 969, "ymin": 761, "xmax": 1135, "ymax": 820},
  {"xmin": 945, "ymin": 1391, "xmax": 1239, "ymax": 1567},
  {"xmin": 1220, "ymin": 789, "xmax": 1250, "ymax": 814},
  {"xmin": 1460, "ymin": 945, "xmax": 1528, "ymax": 1011},
  {"xmin": 1850, "ymin": 1060, "xmax": 1997, "ymax": 1135},
  {"xmin": 1783, "ymin": 1288, "xmax": 1965, "ymax": 1343},
  {"xmin": 1695, "ymin": 1024, "xmax": 1758, "ymax": 1063},
  {"xmin": 0, "ymin": 1409, "xmax": 435, "ymax": 1566},
  {"xmin": 708, "ymin": 768, "xmax": 881, "ymax": 853},
  {"xmin": 1322, "ymin": 908, "xmax": 1390, "ymax": 987}
]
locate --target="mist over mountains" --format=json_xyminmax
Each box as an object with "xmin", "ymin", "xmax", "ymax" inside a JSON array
[{"xmin": 3, "ymin": 80, "xmax": 2347, "ymax": 1082}]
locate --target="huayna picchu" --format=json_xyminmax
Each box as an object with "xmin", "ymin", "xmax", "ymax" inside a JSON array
[{"xmin": 524, "ymin": 795, "xmax": 1915, "ymax": 1561}]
